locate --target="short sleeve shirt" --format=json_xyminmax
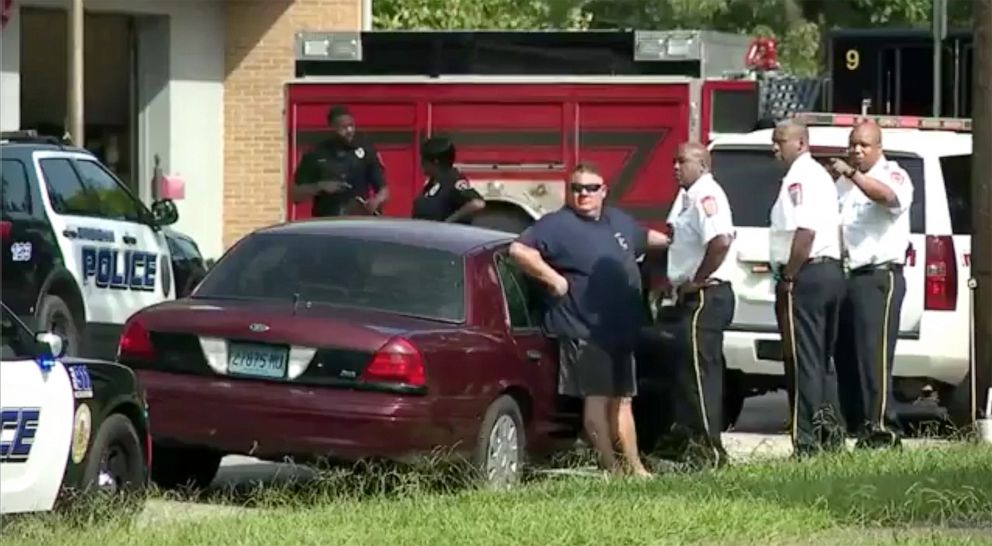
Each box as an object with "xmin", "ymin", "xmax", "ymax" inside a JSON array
[
  {"xmin": 411, "ymin": 168, "xmax": 484, "ymax": 223},
  {"xmin": 769, "ymin": 152, "xmax": 841, "ymax": 266},
  {"xmin": 517, "ymin": 206, "xmax": 647, "ymax": 350},
  {"xmin": 837, "ymin": 156, "xmax": 914, "ymax": 269},
  {"xmin": 293, "ymin": 137, "xmax": 386, "ymax": 217},
  {"xmin": 666, "ymin": 174, "xmax": 736, "ymax": 286}
]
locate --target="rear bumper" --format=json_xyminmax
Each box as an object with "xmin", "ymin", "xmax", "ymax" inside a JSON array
[
  {"xmin": 138, "ymin": 371, "xmax": 466, "ymax": 462},
  {"xmin": 723, "ymin": 331, "xmax": 968, "ymax": 386}
]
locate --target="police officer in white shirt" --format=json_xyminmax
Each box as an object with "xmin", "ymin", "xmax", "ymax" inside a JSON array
[
  {"xmin": 665, "ymin": 142, "xmax": 736, "ymax": 466},
  {"xmin": 769, "ymin": 120, "xmax": 846, "ymax": 457},
  {"xmin": 829, "ymin": 120, "xmax": 912, "ymax": 449}
]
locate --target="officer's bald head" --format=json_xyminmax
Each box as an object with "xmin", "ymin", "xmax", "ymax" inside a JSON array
[
  {"xmin": 675, "ymin": 141, "xmax": 710, "ymax": 187},
  {"xmin": 849, "ymin": 120, "xmax": 884, "ymax": 171},
  {"xmin": 771, "ymin": 119, "xmax": 809, "ymax": 166}
]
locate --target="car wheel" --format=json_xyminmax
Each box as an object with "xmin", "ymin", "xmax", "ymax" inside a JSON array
[
  {"xmin": 633, "ymin": 391, "xmax": 674, "ymax": 454},
  {"xmin": 37, "ymin": 295, "xmax": 81, "ymax": 357},
  {"xmin": 474, "ymin": 395, "xmax": 526, "ymax": 489},
  {"xmin": 80, "ymin": 414, "xmax": 148, "ymax": 502},
  {"xmin": 940, "ymin": 379, "xmax": 977, "ymax": 433},
  {"xmin": 151, "ymin": 444, "xmax": 222, "ymax": 490},
  {"xmin": 723, "ymin": 371, "xmax": 747, "ymax": 431}
]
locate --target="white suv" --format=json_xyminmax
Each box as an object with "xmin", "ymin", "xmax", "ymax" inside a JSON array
[{"xmin": 707, "ymin": 114, "xmax": 973, "ymax": 427}]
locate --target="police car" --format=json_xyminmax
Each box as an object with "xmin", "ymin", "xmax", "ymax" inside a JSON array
[
  {"xmin": 1, "ymin": 130, "xmax": 181, "ymax": 361},
  {"xmin": 706, "ymin": 113, "xmax": 974, "ymax": 428},
  {"xmin": 1, "ymin": 301, "xmax": 150, "ymax": 515}
]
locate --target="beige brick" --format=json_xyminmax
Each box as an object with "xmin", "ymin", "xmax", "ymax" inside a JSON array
[{"xmin": 222, "ymin": 0, "xmax": 361, "ymax": 248}]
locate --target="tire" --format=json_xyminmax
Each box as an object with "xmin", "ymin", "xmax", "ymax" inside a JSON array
[
  {"xmin": 633, "ymin": 391, "xmax": 674, "ymax": 454},
  {"xmin": 36, "ymin": 294, "xmax": 81, "ymax": 357},
  {"xmin": 80, "ymin": 414, "xmax": 148, "ymax": 502},
  {"xmin": 940, "ymin": 378, "xmax": 977, "ymax": 432},
  {"xmin": 472, "ymin": 207, "xmax": 533, "ymax": 234},
  {"xmin": 150, "ymin": 444, "xmax": 222, "ymax": 491},
  {"xmin": 722, "ymin": 371, "xmax": 747, "ymax": 431},
  {"xmin": 474, "ymin": 395, "xmax": 526, "ymax": 489}
]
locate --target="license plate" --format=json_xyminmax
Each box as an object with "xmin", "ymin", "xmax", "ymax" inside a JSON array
[{"xmin": 227, "ymin": 343, "xmax": 287, "ymax": 379}]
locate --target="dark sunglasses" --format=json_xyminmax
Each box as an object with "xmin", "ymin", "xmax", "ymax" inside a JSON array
[{"xmin": 569, "ymin": 182, "xmax": 603, "ymax": 194}]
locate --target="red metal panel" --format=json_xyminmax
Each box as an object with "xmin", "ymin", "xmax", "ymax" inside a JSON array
[{"xmin": 285, "ymin": 82, "xmax": 691, "ymax": 226}]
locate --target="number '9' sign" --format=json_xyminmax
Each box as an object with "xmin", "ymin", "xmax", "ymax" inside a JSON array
[{"xmin": 845, "ymin": 49, "xmax": 860, "ymax": 70}]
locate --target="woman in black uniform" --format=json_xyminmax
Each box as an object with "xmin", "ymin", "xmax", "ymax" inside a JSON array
[{"xmin": 412, "ymin": 137, "xmax": 485, "ymax": 224}]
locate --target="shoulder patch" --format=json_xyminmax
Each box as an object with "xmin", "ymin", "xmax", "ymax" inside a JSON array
[
  {"xmin": 701, "ymin": 195, "xmax": 718, "ymax": 217},
  {"xmin": 354, "ymin": 147, "xmax": 365, "ymax": 159},
  {"xmin": 454, "ymin": 179, "xmax": 472, "ymax": 191},
  {"xmin": 788, "ymin": 182, "xmax": 803, "ymax": 205}
]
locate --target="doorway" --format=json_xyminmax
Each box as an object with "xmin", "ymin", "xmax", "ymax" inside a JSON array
[{"xmin": 19, "ymin": 7, "xmax": 137, "ymax": 193}]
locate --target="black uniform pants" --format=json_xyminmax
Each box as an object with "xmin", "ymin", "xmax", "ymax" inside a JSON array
[
  {"xmin": 835, "ymin": 264, "xmax": 905, "ymax": 446},
  {"xmin": 671, "ymin": 282, "xmax": 735, "ymax": 454},
  {"xmin": 776, "ymin": 259, "xmax": 846, "ymax": 456}
]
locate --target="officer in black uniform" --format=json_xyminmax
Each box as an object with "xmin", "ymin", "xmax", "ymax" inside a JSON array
[
  {"xmin": 292, "ymin": 106, "xmax": 389, "ymax": 217},
  {"xmin": 411, "ymin": 137, "xmax": 485, "ymax": 224}
]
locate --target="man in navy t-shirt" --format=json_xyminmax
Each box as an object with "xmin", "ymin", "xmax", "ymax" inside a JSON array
[{"xmin": 509, "ymin": 163, "xmax": 671, "ymax": 477}]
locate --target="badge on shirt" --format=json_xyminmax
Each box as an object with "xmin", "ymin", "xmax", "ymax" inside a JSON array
[
  {"xmin": 354, "ymin": 147, "xmax": 365, "ymax": 159},
  {"xmin": 613, "ymin": 232, "xmax": 629, "ymax": 251},
  {"xmin": 889, "ymin": 171, "xmax": 905, "ymax": 185},
  {"xmin": 427, "ymin": 182, "xmax": 440, "ymax": 196},
  {"xmin": 701, "ymin": 196, "xmax": 718, "ymax": 217},
  {"xmin": 788, "ymin": 182, "xmax": 803, "ymax": 205},
  {"xmin": 455, "ymin": 179, "xmax": 471, "ymax": 191}
]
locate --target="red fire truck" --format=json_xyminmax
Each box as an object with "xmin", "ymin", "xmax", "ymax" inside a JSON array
[{"xmin": 283, "ymin": 30, "xmax": 810, "ymax": 236}]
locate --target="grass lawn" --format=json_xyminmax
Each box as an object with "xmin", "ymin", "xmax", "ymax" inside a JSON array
[{"xmin": 3, "ymin": 443, "xmax": 991, "ymax": 545}]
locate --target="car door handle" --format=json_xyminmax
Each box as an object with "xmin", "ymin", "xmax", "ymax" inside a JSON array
[
  {"xmin": 122, "ymin": 235, "xmax": 137, "ymax": 245},
  {"xmin": 525, "ymin": 349, "xmax": 542, "ymax": 361},
  {"xmin": 62, "ymin": 229, "xmax": 77, "ymax": 238}
]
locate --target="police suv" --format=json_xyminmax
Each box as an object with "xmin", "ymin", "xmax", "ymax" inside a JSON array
[
  {"xmin": 706, "ymin": 113, "xmax": 974, "ymax": 427},
  {"xmin": 1, "ymin": 301, "xmax": 150, "ymax": 514},
  {"xmin": 1, "ymin": 131, "xmax": 181, "ymax": 361}
]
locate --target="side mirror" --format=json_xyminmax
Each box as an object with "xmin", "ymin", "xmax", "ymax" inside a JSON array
[
  {"xmin": 34, "ymin": 332, "xmax": 67, "ymax": 360},
  {"xmin": 151, "ymin": 199, "xmax": 179, "ymax": 226}
]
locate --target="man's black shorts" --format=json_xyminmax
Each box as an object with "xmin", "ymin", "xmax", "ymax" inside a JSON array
[{"xmin": 558, "ymin": 338, "xmax": 636, "ymax": 398}]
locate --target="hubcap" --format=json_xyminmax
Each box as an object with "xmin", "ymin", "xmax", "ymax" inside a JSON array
[
  {"xmin": 485, "ymin": 415, "xmax": 519, "ymax": 487},
  {"xmin": 98, "ymin": 444, "xmax": 128, "ymax": 494}
]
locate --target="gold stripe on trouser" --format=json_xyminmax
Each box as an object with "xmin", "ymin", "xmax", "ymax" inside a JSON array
[
  {"xmin": 877, "ymin": 270, "xmax": 895, "ymax": 425},
  {"xmin": 786, "ymin": 289, "xmax": 800, "ymax": 443},
  {"xmin": 690, "ymin": 290, "xmax": 711, "ymax": 437}
]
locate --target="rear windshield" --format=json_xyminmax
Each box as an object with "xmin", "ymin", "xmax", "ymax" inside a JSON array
[
  {"xmin": 939, "ymin": 154, "xmax": 972, "ymax": 234},
  {"xmin": 194, "ymin": 233, "xmax": 466, "ymax": 322},
  {"xmin": 710, "ymin": 148, "xmax": 926, "ymax": 232}
]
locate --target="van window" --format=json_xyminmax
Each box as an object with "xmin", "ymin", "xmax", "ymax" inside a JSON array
[
  {"xmin": 710, "ymin": 148, "xmax": 926, "ymax": 233},
  {"xmin": 939, "ymin": 154, "xmax": 972, "ymax": 234}
]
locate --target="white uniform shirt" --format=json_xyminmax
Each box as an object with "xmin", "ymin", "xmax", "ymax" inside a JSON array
[
  {"xmin": 666, "ymin": 173, "xmax": 736, "ymax": 286},
  {"xmin": 837, "ymin": 156, "xmax": 913, "ymax": 269},
  {"xmin": 769, "ymin": 152, "xmax": 841, "ymax": 266}
]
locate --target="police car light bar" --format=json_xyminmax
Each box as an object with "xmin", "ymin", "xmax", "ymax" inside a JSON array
[{"xmin": 793, "ymin": 112, "xmax": 972, "ymax": 132}]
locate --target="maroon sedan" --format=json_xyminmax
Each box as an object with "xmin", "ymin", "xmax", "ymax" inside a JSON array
[{"xmin": 117, "ymin": 218, "xmax": 591, "ymax": 488}]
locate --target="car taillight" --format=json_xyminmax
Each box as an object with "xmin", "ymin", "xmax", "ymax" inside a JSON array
[
  {"xmin": 924, "ymin": 235, "xmax": 958, "ymax": 311},
  {"xmin": 117, "ymin": 316, "xmax": 156, "ymax": 364},
  {"xmin": 361, "ymin": 337, "xmax": 426, "ymax": 387},
  {"xmin": 0, "ymin": 220, "xmax": 11, "ymax": 241}
]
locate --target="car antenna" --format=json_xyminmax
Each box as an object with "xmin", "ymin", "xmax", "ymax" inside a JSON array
[{"xmin": 292, "ymin": 292, "xmax": 300, "ymax": 315}]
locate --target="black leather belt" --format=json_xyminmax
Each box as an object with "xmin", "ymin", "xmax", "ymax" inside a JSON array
[
  {"xmin": 806, "ymin": 256, "xmax": 838, "ymax": 265},
  {"xmin": 851, "ymin": 262, "xmax": 904, "ymax": 275}
]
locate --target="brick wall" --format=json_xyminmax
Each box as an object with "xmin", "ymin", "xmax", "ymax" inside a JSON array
[{"xmin": 222, "ymin": 0, "xmax": 362, "ymax": 248}]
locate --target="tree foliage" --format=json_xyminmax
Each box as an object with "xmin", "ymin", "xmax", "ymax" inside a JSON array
[{"xmin": 373, "ymin": 0, "xmax": 974, "ymax": 76}]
